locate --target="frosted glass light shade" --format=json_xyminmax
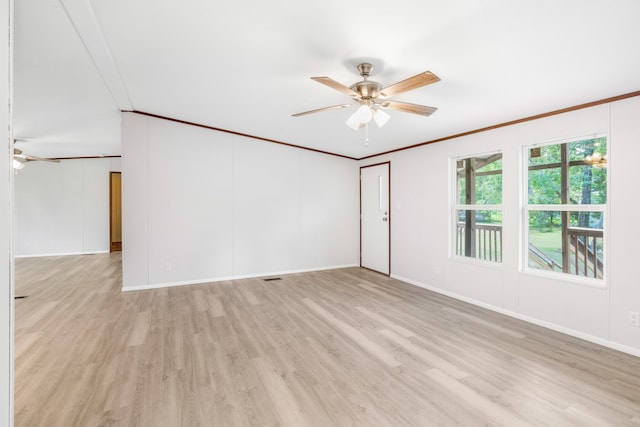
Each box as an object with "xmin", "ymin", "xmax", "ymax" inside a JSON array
[
  {"xmin": 346, "ymin": 111, "xmax": 361, "ymax": 130},
  {"xmin": 346, "ymin": 104, "xmax": 389, "ymax": 130},
  {"xmin": 373, "ymin": 109, "xmax": 390, "ymax": 128},
  {"xmin": 356, "ymin": 104, "xmax": 373, "ymax": 122}
]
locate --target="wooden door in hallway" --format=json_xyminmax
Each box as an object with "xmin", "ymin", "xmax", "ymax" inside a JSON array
[{"xmin": 110, "ymin": 172, "xmax": 122, "ymax": 252}]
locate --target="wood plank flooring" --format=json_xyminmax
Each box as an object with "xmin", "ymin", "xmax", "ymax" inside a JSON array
[{"xmin": 14, "ymin": 253, "xmax": 640, "ymax": 426}]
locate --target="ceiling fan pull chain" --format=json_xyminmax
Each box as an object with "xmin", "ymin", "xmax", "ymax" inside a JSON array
[{"xmin": 365, "ymin": 122, "xmax": 369, "ymax": 147}]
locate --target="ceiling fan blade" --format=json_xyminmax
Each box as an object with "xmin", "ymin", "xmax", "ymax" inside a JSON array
[
  {"xmin": 292, "ymin": 104, "xmax": 351, "ymax": 117},
  {"xmin": 378, "ymin": 100, "xmax": 438, "ymax": 116},
  {"xmin": 15, "ymin": 153, "xmax": 60, "ymax": 163},
  {"xmin": 379, "ymin": 71, "xmax": 440, "ymax": 98},
  {"xmin": 311, "ymin": 77, "xmax": 360, "ymax": 98}
]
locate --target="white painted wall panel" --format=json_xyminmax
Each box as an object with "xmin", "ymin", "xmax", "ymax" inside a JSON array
[
  {"xmin": 14, "ymin": 158, "xmax": 112, "ymax": 257},
  {"xmin": 122, "ymin": 113, "xmax": 359, "ymax": 289},
  {"xmin": 110, "ymin": 157, "xmax": 121, "ymax": 172},
  {"xmin": 82, "ymin": 159, "xmax": 110, "ymax": 253},
  {"xmin": 498, "ymin": 134, "xmax": 522, "ymax": 313},
  {"xmin": 389, "ymin": 143, "xmax": 449, "ymax": 289},
  {"xmin": 232, "ymin": 137, "xmax": 304, "ymax": 276},
  {"xmin": 518, "ymin": 274, "xmax": 610, "ymax": 338},
  {"xmin": 15, "ymin": 161, "xmax": 83, "ymax": 255},
  {"xmin": 301, "ymin": 152, "xmax": 359, "ymax": 268},
  {"xmin": 121, "ymin": 113, "xmax": 149, "ymax": 288},
  {"xmin": 14, "ymin": 158, "xmax": 111, "ymax": 257},
  {"xmin": 147, "ymin": 118, "xmax": 234, "ymax": 284},
  {"xmin": 609, "ymin": 96, "xmax": 640, "ymax": 350}
]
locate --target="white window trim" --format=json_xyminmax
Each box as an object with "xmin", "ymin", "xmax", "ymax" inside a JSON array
[
  {"xmin": 522, "ymin": 135, "xmax": 609, "ymax": 288},
  {"xmin": 451, "ymin": 151, "xmax": 504, "ymax": 264}
]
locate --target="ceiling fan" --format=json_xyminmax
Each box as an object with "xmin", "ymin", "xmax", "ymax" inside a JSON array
[
  {"xmin": 292, "ymin": 63, "xmax": 440, "ymax": 131},
  {"xmin": 13, "ymin": 148, "xmax": 60, "ymax": 170}
]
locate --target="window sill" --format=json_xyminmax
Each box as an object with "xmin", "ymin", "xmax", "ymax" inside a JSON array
[
  {"xmin": 452, "ymin": 254, "xmax": 503, "ymax": 269},
  {"xmin": 521, "ymin": 267, "xmax": 607, "ymax": 290}
]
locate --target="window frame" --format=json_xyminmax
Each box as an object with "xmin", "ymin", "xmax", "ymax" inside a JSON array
[
  {"xmin": 522, "ymin": 134, "xmax": 608, "ymax": 287},
  {"xmin": 451, "ymin": 150, "xmax": 504, "ymax": 264}
]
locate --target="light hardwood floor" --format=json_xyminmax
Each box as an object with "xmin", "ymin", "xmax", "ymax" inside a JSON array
[{"xmin": 14, "ymin": 253, "xmax": 640, "ymax": 426}]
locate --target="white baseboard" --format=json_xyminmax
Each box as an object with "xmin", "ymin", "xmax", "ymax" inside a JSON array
[
  {"xmin": 122, "ymin": 263, "xmax": 359, "ymax": 292},
  {"xmin": 391, "ymin": 273, "xmax": 640, "ymax": 359},
  {"xmin": 15, "ymin": 250, "xmax": 109, "ymax": 259}
]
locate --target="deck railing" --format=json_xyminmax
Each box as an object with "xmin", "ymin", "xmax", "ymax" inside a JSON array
[
  {"xmin": 456, "ymin": 222, "xmax": 502, "ymax": 262},
  {"xmin": 567, "ymin": 226, "xmax": 604, "ymax": 278},
  {"xmin": 456, "ymin": 223, "xmax": 604, "ymax": 278}
]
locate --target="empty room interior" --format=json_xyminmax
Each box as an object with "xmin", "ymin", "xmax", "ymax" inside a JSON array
[{"xmin": 3, "ymin": 0, "xmax": 640, "ymax": 426}]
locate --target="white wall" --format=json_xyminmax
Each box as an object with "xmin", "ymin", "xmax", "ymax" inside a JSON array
[
  {"xmin": 14, "ymin": 158, "xmax": 113, "ymax": 257},
  {"xmin": 121, "ymin": 113, "xmax": 359, "ymax": 290},
  {"xmin": 1, "ymin": 0, "xmax": 12, "ymax": 424},
  {"xmin": 361, "ymin": 97, "xmax": 640, "ymax": 355}
]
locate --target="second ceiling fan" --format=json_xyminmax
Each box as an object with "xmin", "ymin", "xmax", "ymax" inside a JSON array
[
  {"xmin": 292, "ymin": 63, "xmax": 440, "ymax": 130},
  {"xmin": 13, "ymin": 148, "xmax": 60, "ymax": 170}
]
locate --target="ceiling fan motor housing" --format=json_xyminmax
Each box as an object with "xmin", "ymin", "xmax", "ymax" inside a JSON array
[
  {"xmin": 350, "ymin": 80, "xmax": 382, "ymax": 99},
  {"xmin": 350, "ymin": 63, "xmax": 382, "ymax": 100}
]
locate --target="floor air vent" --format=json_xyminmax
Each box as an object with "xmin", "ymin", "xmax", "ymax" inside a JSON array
[{"xmin": 263, "ymin": 277, "xmax": 282, "ymax": 282}]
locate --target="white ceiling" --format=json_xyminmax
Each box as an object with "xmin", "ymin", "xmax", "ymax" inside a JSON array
[{"xmin": 13, "ymin": 0, "xmax": 640, "ymax": 159}]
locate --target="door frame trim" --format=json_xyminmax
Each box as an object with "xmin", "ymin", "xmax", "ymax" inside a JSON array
[{"xmin": 359, "ymin": 161, "xmax": 391, "ymax": 276}]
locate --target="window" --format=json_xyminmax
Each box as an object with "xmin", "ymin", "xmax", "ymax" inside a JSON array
[
  {"xmin": 454, "ymin": 152, "xmax": 503, "ymax": 262},
  {"xmin": 525, "ymin": 136, "xmax": 607, "ymax": 281}
]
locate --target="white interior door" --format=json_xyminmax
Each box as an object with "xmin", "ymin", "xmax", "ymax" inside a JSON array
[{"xmin": 360, "ymin": 163, "xmax": 390, "ymax": 275}]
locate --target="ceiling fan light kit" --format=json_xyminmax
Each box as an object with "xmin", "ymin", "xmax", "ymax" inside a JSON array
[
  {"xmin": 12, "ymin": 147, "xmax": 60, "ymax": 170},
  {"xmin": 293, "ymin": 62, "xmax": 440, "ymax": 143},
  {"xmin": 345, "ymin": 103, "xmax": 391, "ymax": 130},
  {"xmin": 584, "ymin": 151, "xmax": 607, "ymax": 167}
]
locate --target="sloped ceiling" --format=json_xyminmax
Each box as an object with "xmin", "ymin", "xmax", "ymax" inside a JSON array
[{"xmin": 12, "ymin": 0, "xmax": 640, "ymax": 159}]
